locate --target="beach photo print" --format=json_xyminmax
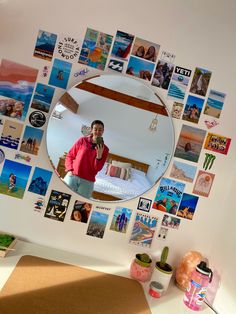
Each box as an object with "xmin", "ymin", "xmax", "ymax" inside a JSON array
[
  {"xmin": 170, "ymin": 160, "xmax": 197, "ymax": 183},
  {"xmin": 203, "ymin": 90, "xmax": 226, "ymax": 119},
  {"xmin": 30, "ymin": 83, "xmax": 55, "ymax": 113},
  {"xmin": 182, "ymin": 95, "xmax": 205, "ymax": 124},
  {"xmin": 19, "ymin": 126, "xmax": 44, "ymax": 156},
  {"xmin": 167, "ymin": 66, "xmax": 191, "ymax": 101},
  {"xmin": 110, "ymin": 30, "xmax": 134, "ymax": 61},
  {"xmin": 126, "ymin": 56, "xmax": 155, "ymax": 81},
  {"xmin": 0, "ymin": 120, "xmax": 23, "ymax": 151},
  {"xmin": 48, "ymin": 58, "xmax": 72, "ymax": 89},
  {"xmin": 189, "ymin": 67, "xmax": 212, "ymax": 97}
]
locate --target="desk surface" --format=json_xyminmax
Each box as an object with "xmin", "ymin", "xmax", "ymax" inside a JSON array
[{"xmin": 0, "ymin": 240, "xmax": 213, "ymax": 314}]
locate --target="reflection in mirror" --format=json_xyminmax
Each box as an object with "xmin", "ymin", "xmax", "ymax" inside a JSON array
[{"xmin": 46, "ymin": 74, "xmax": 175, "ymax": 202}]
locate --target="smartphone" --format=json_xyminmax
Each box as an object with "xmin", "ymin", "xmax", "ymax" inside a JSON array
[{"xmin": 96, "ymin": 136, "xmax": 104, "ymax": 145}]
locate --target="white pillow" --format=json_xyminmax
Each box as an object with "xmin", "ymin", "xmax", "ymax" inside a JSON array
[
  {"xmin": 111, "ymin": 160, "xmax": 132, "ymax": 169},
  {"xmin": 131, "ymin": 168, "xmax": 146, "ymax": 178}
]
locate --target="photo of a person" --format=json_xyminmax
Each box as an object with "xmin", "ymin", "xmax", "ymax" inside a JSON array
[
  {"xmin": 71, "ymin": 200, "xmax": 92, "ymax": 223},
  {"xmin": 144, "ymin": 46, "xmax": 156, "ymax": 62},
  {"xmin": 64, "ymin": 120, "xmax": 109, "ymax": 199},
  {"xmin": 131, "ymin": 37, "xmax": 160, "ymax": 63},
  {"xmin": 8, "ymin": 173, "xmax": 16, "ymax": 192},
  {"xmin": 135, "ymin": 46, "xmax": 145, "ymax": 58}
]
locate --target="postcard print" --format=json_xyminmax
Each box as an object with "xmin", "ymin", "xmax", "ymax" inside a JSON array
[
  {"xmin": 193, "ymin": 170, "xmax": 215, "ymax": 197},
  {"xmin": 182, "ymin": 95, "xmax": 205, "ymax": 124},
  {"xmin": 0, "ymin": 159, "xmax": 31, "ymax": 199},
  {"xmin": 111, "ymin": 30, "xmax": 134, "ymax": 61},
  {"xmin": 0, "ymin": 59, "xmax": 38, "ymax": 121},
  {"xmin": 171, "ymin": 102, "xmax": 184, "ymax": 119},
  {"xmin": 86, "ymin": 211, "xmax": 109, "ymax": 239},
  {"xmin": 28, "ymin": 167, "xmax": 53, "ymax": 196},
  {"xmin": 204, "ymin": 132, "xmax": 231, "ymax": 155},
  {"xmin": 78, "ymin": 28, "xmax": 113, "ymax": 71},
  {"xmin": 152, "ymin": 177, "xmax": 185, "ymax": 215},
  {"xmin": 174, "ymin": 124, "xmax": 206, "ymax": 163},
  {"xmin": 177, "ymin": 193, "xmax": 199, "ymax": 220},
  {"xmin": 190, "ymin": 67, "xmax": 212, "ymax": 97},
  {"xmin": 152, "ymin": 60, "xmax": 174, "ymax": 90},
  {"xmin": 167, "ymin": 66, "xmax": 191, "ymax": 101},
  {"xmin": 70, "ymin": 199, "xmax": 92, "ymax": 223},
  {"xmin": 204, "ymin": 90, "xmax": 226, "ymax": 119},
  {"xmin": 33, "ymin": 30, "xmax": 57, "ymax": 61},
  {"xmin": 129, "ymin": 213, "xmax": 158, "ymax": 248},
  {"xmin": 170, "ymin": 160, "xmax": 197, "ymax": 183},
  {"xmin": 0, "ymin": 120, "xmax": 23, "ymax": 150},
  {"xmin": 110, "ymin": 206, "xmax": 132, "ymax": 233},
  {"xmin": 44, "ymin": 190, "xmax": 71, "ymax": 222},
  {"xmin": 131, "ymin": 37, "xmax": 160, "ymax": 63},
  {"xmin": 161, "ymin": 214, "xmax": 181, "ymax": 229},
  {"xmin": 48, "ymin": 58, "xmax": 72, "ymax": 89},
  {"xmin": 19, "ymin": 125, "xmax": 44, "ymax": 156},
  {"xmin": 30, "ymin": 83, "xmax": 55, "ymax": 113},
  {"xmin": 126, "ymin": 56, "xmax": 155, "ymax": 81}
]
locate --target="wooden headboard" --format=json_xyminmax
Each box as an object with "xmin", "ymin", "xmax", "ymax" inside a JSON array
[{"xmin": 107, "ymin": 153, "xmax": 149, "ymax": 173}]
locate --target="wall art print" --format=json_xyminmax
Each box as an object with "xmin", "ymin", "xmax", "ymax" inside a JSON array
[
  {"xmin": 189, "ymin": 67, "xmax": 212, "ymax": 97},
  {"xmin": 204, "ymin": 132, "xmax": 231, "ymax": 155},
  {"xmin": 161, "ymin": 214, "xmax": 181, "ymax": 229},
  {"xmin": 131, "ymin": 37, "xmax": 160, "ymax": 63},
  {"xmin": 44, "ymin": 190, "xmax": 71, "ymax": 222},
  {"xmin": 30, "ymin": 83, "xmax": 55, "ymax": 113},
  {"xmin": 48, "ymin": 58, "xmax": 72, "ymax": 89},
  {"xmin": 110, "ymin": 206, "xmax": 132, "ymax": 233},
  {"xmin": 193, "ymin": 170, "xmax": 215, "ymax": 197},
  {"xmin": 126, "ymin": 56, "xmax": 155, "ymax": 81},
  {"xmin": 33, "ymin": 30, "xmax": 57, "ymax": 61},
  {"xmin": 203, "ymin": 89, "xmax": 226, "ymax": 119},
  {"xmin": 151, "ymin": 60, "xmax": 174, "ymax": 90},
  {"xmin": 182, "ymin": 95, "xmax": 205, "ymax": 124},
  {"xmin": 86, "ymin": 210, "xmax": 109, "ymax": 239},
  {"xmin": 167, "ymin": 66, "xmax": 191, "ymax": 101},
  {"xmin": 0, "ymin": 59, "xmax": 38, "ymax": 121},
  {"xmin": 171, "ymin": 101, "xmax": 184, "ymax": 119},
  {"xmin": 176, "ymin": 193, "xmax": 199, "ymax": 220},
  {"xmin": 169, "ymin": 160, "xmax": 197, "ymax": 183},
  {"xmin": 70, "ymin": 199, "xmax": 92, "ymax": 223},
  {"xmin": 110, "ymin": 30, "xmax": 134, "ymax": 61},
  {"xmin": 19, "ymin": 125, "xmax": 44, "ymax": 156},
  {"xmin": 0, "ymin": 119, "xmax": 23, "ymax": 150},
  {"xmin": 28, "ymin": 167, "xmax": 53, "ymax": 196}
]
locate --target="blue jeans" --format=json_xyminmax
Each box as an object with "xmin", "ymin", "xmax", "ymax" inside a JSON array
[{"xmin": 63, "ymin": 173, "xmax": 94, "ymax": 199}]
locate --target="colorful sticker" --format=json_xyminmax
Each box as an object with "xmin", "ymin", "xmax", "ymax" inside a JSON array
[
  {"xmin": 204, "ymin": 118, "xmax": 219, "ymax": 129},
  {"xmin": 161, "ymin": 214, "xmax": 181, "ymax": 229},
  {"xmin": 0, "ymin": 59, "xmax": 38, "ymax": 121},
  {"xmin": 48, "ymin": 58, "xmax": 72, "ymax": 89},
  {"xmin": 15, "ymin": 153, "xmax": 31, "ymax": 163},
  {"xmin": 86, "ymin": 211, "xmax": 109, "ymax": 239},
  {"xmin": 55, "ymin": 34, "xmax": 80, "ymax": 61},
  {"xmin": 189, "ymin": 67, "xmax": 212, "ymax": 97},
  {"xmin": 129, "ymin": 213, "xmax": 158, "ymax": 248},
  {"xmin": 203, "ymin": 153, "xmax": 216, "ymax": 170},
  {"xmin": 110, "ymin": 206, "xmax": 132, "ymax": 233},
  {"xmin": 33, "ymin": 30, "xmax": 57, "ymax": 61},
  {"xmin": 19, "ymin": 126, "xmax": 44, "ymax": 156},
  {"xmin": 157, "ymin": 227, "xmax": 169, "ymax": 240},
  {"xmin": 29, "ymin": 111, "xmax": 46, "ymax": 128},
  {"xmin": 170, "ymin": 160, "xmax": 197, "ymax": 183},
  {"xmin": 171, "ymin": 102, "xmax": 184, "ymax": 119},
  {"xmin": 0, "ymin": 159, "xmax": 31, "ymax": 199},
  {"xmin": 44, "ymin": 190, "xmax": 71, "ymax": 222},
  {"xmin": 34, "ymin": 197, "xmax": 45, "ymax": 213},
  {"xmin": 70, "ymin": 200, "xmax": 92, "ymax": 223},
  {"xmin": 137, "ymin": 197, "xmax": 152, "ymax": 212},
  {"xmin": 167, "ymin": 66, "xmax": 191, "ymax": 101},
  {"xmin": 204, "ymin": 132, "xmax": 231, "ymax": 155},
  {"xmin": 174, "ymin": 124, "xmax": 206, "ymax": 163},
  {"xmin": 160, "ymin": 50, "xmax": 176, "ymax": 63},
  {"xmin": 176, "ymin": 193, "xmax": 199, "ymax": 220},
  {"xmin": 28, "ymin": 167, "xmax": 53, "ymax": 196},
  {"xmin": 0, "ymin": 120, "xmax": 23, "ymax": 150},
  {"xmin": 182, "ymin": 95, "xmax": 205, "ymax": 124},
  {"xmin": 108, "ymin": 59, "xmax": 124, "ymax": 73},
  {"xmin": 152, "ymin": 177, "xmax": 185, "ymax": 215},
  {"xmin": 31, "ymin": 83, "xmax": 55, "ymax": 113},
  {"xmin": 193, "ymin": 170, "xmax": 215, "ymax": 197}
]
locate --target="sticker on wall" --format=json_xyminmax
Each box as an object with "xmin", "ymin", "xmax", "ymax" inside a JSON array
[
  {"xmin": 193, "ymin": 170, "xmax": 215, "ymax": 197},
  {"xmin": 174, "ymin": 124, "xmax": 207, "ymax": 163},
  {"xmin": 30, "ymin": 83, "xmax": 55, "ymax": 113},
  {"xmin": 44, "ymin": 190, "xmax": 71, "ymax": 222},
  {"xmin": 151, "ymin": 60, "xmax": 174, "ymax": 90},
  {"xmin": 78, "ymin": 28, "xmax": 113, "ymax": 71},
  {"xmin": 34, "ymin": 197, "xmax": 45, "ymax": 213},
  {"xmin": 182, "ymin": 95, "xmax": 205, "ymax": 124},
  {"xmin": 157, "ymin": 227, "xmax": 169, "ymax": 240},
  {"xmin": 86, "ymin": 211, "xmax": 109, "ymax": 239},
  {"xmin": 40, "ymin": 65, "xmax": 50, "ymax": 78},
  {"xmin": 0, "ymin": 148, "xmax": 5, "ymax": 164},
  {"xmin": 0, "ymin": 159, "xmax": 31, "ymax": 199},
  {"xmin": 110, "ymin": 30, "xmax": 134, "ymax": 61},
  {"xmin": 176, "ymin": 193, "xmax": 199, "ymax": 220},
  {"xmin": 203, "ymin": 90, "xmax": 226, "ymax": 119},
  {"xmin": 189, "ymin": 67, "xmax": 212, "ymax": 97},
  {"xmin": 48, "ymin": 58, "xmax": 72, "ymax": 89},
  {"xmin": 81, "ymin": 124, "xmax": 91, "ymax": 136},
  {"xmin": 204, "ymin": 132, "xmax": 231, "ymax": 155},
  {"xmin": 167, "ymin": 66, "xmax": 192, "ymax": 101},
  {"xmin": 169, "ymin": 160, "xmax": 197, "ymax": 183},
  {"xmin": 0, "ymin": 59, "xmax": 38, "ymax": 121},
  {"xmin": 54, "ymin": 34, "xmax": 80, "ymax": 62},
  {"xmin": 15, "ymin": 153, "xmax": 31, "ymax": 163},
  {"xmin": 160, "ymin": 50, "xmax": 176, "ymax": 63},
  {"xmin": 129, "ymin": 213, "xmax": 158, "ymax": 248},
  {"xmin": 171, "ymin": 102, "xmax": 184, "ymax": 119},
  {"xmin": 33, "ymin": 30, "xmax": 57, "ymax": 61},
  {"xmin": 0, "ymin": 120, "xmax": 23, "ymax": 150},
  {"xmin": 70, "ymin": 199, "xmax": 92, "ymax": 223},
  {"xmin": 203, "ymin": 153, "xmax": 216, "ymax": 170},
  {"xmin": 161, "ymin": 214, "xmax": 181, "ymax": 229},
  {"xmin": 28, "ymin": 167, "xmax": 53, "ymax": 196},
  {"xmin": 108, "ymin": 59, "xmax": 124, "ymax": 73},
  {"xmin": 137, "ymin": 197, "xmax": 152, "ymax": 212},
  {"xmin": 152, "ymin": 177, "xmax": 185, "ymax": 215},
  {"xmin": 131, "ymin": 37, "xmax": 160, "ymax": 63},
  {"xmin": 204, "ymin": 118, "xmax": 219, "ymax": 129},
  {"xmin": 126, "ymin": 56, "xmax": 155, "ymax": 81},
  {"xmin": 95, "ymin": 205, "xmax": 111, "ymax": 211},
  {"xmin": 74, "ymin": 67, "xmax": 90, "ymax": 77},
  {"xmin": 29, "ymin": 111, "xmax": 46, "ymax": 128},
  {"xmin": 110, "ymin": 206, "xmax": 132, "ymax": 233},
  {"xmin": 19, "ymin": 125, "xmax": 44, "ymax": 155}
]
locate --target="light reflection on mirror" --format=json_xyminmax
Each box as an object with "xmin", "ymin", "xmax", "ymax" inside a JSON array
[{"xmin": 46, "ymin": 74, "xmax": 175, "ymax": 202}]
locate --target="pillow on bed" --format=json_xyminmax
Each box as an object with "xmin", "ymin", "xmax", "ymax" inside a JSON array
[
  {"xmin": 106, "ymin": 164, "xmax": 131, "ymax": 180},
  {"xmin": 131, "ymin": 168, "xmax": 146, "ymax": 178},
  {"xmin": 111, "ymin": 160, "xmax": 132, "ymax": 169}
]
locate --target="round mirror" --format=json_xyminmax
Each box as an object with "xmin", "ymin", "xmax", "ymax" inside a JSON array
[{"xmin": 46, "ymin": 74, "xmax": 175, "ymax": 202}]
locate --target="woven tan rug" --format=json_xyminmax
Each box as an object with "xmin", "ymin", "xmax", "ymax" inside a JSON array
[{"xmin": 0, "ymin": 255, "xmax": 151, "ymax": 314}]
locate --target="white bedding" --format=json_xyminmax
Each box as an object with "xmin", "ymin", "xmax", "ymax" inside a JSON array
[{"xmin": 94, "ymin": 164, "xmax": 152, "ymax": 199}]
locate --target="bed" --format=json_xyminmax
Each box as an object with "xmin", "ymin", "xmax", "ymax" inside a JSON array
[{"xmin": 56, "ymin": 153, "xmax": 152, "ymax": 201}]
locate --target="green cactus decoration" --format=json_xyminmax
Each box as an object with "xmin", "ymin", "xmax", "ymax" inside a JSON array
[
  {"xmin": 160, "ymin": 246, "xmax": 169, "ymax": 268},
  {"xmin": 140, "ymin": 253, "xmax": 150, "ymax": 263},
  {"xmin": 135, "ymin": 253, "xmax": 152, "ymax": 267}
]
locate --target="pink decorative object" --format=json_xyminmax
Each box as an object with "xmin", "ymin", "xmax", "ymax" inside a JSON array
[
  {"xmin": 130, "ymin": 253, "xmax": 152, "ymax": 282},
  {"xmin": 175, "ymin": 251, "xmax": 203, "ymax": 291}
]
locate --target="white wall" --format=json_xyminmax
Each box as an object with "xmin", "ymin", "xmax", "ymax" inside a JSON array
[{"xmin": 1, "ymin": 1, "xmax": 236, "ymax": 313}]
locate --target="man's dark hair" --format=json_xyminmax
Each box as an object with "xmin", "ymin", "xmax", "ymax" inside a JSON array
[{"xmin": 91, "ymin": 120, "xmax": 104, "ymax": 129}]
